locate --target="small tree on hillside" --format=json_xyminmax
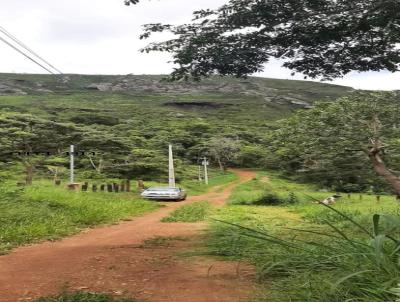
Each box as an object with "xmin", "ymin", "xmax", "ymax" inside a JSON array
[{"xmin": 207, "ymin": 137, "xmax": 240, "ymax": 171}]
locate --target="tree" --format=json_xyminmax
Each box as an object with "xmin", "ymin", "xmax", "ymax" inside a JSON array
[
  {"xmin": 207, "ymin": 137, "xmax": 240, "ymax": 171},
  {"xmin": 0, "ymin": 113, "xmax": 82, "ymax": 184},
  {"xmin": 270, "ymin": 92, "xmax": 400, "ymax": 195},
  {"xmin": 130, "ymin": 0, "xmax": 400, "ymax": 80}
]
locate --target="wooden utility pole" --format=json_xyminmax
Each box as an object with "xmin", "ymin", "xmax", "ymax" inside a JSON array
[
  {"xmin": 202, "ymin": 157, "xmax": 209, "ymax": 185},
  {"xmin": 168, "ymin": 144, "xmax": 176, "ymax": 188}
]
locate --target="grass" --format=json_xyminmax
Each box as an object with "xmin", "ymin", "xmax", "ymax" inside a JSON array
[
  {"xmin": 0, "ymin": 182, "xmax": 159, "ymax": 253},
  {"xmin": 0, "ymin": 168, "xmax": 237, "ymax": 253},
  {"xmin": 162, "ymin": 201, "xmax": 212, "ymax": 222},
  {"xmin": 37, "ymin": 291, "xmax": 136, "ymax": 302},
  {"xmin": 206, "ymin": 171, "xmax": 400, "ymax": 302}
]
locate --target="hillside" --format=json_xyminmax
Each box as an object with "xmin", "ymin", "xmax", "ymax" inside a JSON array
[
  {"xmin": 0, "ymin": 73, "xmax": 353, "ymax": 181},
  {"xmin": 0, "ymin": 73, "xmax": 352, "ymax": 107}
]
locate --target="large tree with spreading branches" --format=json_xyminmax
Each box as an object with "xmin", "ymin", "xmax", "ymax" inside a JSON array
[
  {"xmin": 126, "ymin": 0, "xmax": 400, "ymax": 80},
  {"xmin": 270, "ymin": 92, "xmax": 400, "ymax": 196}
]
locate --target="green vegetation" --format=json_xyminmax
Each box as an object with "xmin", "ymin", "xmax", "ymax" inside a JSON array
[
  {"xmin": 0, "ymin": 168, "xmax": 236, "ymax": 253},
  {"xmin": 162, "ymin": 201, "xmax": 212, "ymax": 222},
  {"xmin": 207, "ymin": 172, "xmax": 400, "ymax": 302},
  {"xmin": 37, "ymin": 291, "xmax": 135, "ymax": 302},
  {"xmin": 0, "ymin": 183, "xmax": 158, "ymax": 253},
  {"xmin": 136, "ymin": 0, "xmax": 400, "ymax": 81},
  {"xmin": 0, "ymin": 73, "xmax": 350, "ymax": 187},
  {"xmin": 2, "ymin": 73, "xmax": 400, "ymax": 301},
  {"xmin": 268, "ymin": 92, "xmax": 400, "ymax": 195}
]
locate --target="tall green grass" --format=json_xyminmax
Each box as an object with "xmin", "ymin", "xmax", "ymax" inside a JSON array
[
  {"xmin": 162, "ymin": 201, "xmax": 212, "ymax": 222},
  {"xmin": 0, "ymin": 183, "xmax": 158, "ymax": 253},
  {"xmin": 207, "ymin": 171, "xmax": 400, "ymax": 302}
]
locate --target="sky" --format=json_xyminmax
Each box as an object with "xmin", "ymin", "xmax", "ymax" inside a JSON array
[{"xmin": 0, "ymin": 0, "xmax": 399, "ymax": 91}]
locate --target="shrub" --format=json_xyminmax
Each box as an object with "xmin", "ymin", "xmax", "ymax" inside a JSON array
[
  {"xmin": 253, "ymin": 192, "xmax": 299, "ymax": 206},
  {"xmin": 253, "ymin": 193, "xmax": 284, "ymax": 205}
]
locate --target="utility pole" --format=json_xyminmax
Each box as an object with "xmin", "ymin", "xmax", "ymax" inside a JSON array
[
  {"xmin": 70, "ymin": 145, "xmax": 75, "ymax": 184},
  {"xmin": 198, "ymin": 165, "xmax": 203, "ymax": 181},
  {"xmin": 202, "ymin": 157, "xmax": 209, "ymax": 185},
  {"xmin": 168, "ymin": 144, "xmax": 176, "ymax": 188}
]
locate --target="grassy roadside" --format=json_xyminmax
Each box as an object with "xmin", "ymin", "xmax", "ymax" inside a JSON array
[
  {"xmin": 0, "ymin": 184, "xmax": 159, "ymax": 253},
  {"xmin": 206, "ymin": 171, "xmax": 400, "ymax": 302},
  {"xmin": 0, "ymin": 170, "xmax": 237, "ymax": 254},
  {"xmin": 162, "ymin": 201, "xmax": 212, "ymax": 222}
]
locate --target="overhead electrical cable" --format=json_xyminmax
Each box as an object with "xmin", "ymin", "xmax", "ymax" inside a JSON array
[
  {"xmin": 0, "ymin": 25, "xmax": 63, "ymax": 74},
  {"xmin": 0, "ymin": 35, "xmax": 56, "ymax": 74}
]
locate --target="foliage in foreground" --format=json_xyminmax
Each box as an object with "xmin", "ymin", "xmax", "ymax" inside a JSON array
[
  {"xmin": 138, "ymin": 0, "xmax": 400, "ymax": 80},
  {"xmin": 209, "ymin": 212, "xmax": 400, "ymax": 302},
  {"xmin": 37, "ymin": 291, "xmax": 135, "ymax": 302},
  {"xmin": 162, "ymin": 201, "xmax": 212, "ymax": 222},
  {"xmin": 208, "ymin": 173, "xmax": 400, "ymax": 302}
]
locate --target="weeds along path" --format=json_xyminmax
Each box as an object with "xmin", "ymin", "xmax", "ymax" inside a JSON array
[{"xmin": 0, "ymin": 170, "xmax": 257, "ymax": 302}]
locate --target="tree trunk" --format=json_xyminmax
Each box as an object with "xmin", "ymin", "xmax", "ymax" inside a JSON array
[
  {"xmin": 217, "ymin": 157, "xmax": 224, "ymax": 171},
  {"xmin": 53, "ymin": 168, "xmax": 59, "ymax": 184},
  {"xmin": 25, "ymin": 165, "xmax": 34, "ymax": 185},
  {"xmin": 369, "ymin": 151, "xmax": 400, "ymax": 197}
]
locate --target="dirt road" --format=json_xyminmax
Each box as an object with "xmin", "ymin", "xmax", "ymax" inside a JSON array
[{"xmin": 0, "ymin": 170, "xmax": 257, "ymax": 302}]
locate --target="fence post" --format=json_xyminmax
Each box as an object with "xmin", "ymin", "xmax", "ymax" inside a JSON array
[
  {"xmin": 138, "ymin": 180, "xmax": 145, "ymax": 192},
  {"xmin": 126, "ymin": 180, "xmax": 131, "ymax": 192}
]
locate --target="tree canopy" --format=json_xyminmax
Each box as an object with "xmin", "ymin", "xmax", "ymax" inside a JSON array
[
  {"xmin": 269, "ymin": 92, "xmax": 400, "ymax": 194},
  {"xmin": 129, "ymin": 0, "xmax": 400, "ymax": 80}
]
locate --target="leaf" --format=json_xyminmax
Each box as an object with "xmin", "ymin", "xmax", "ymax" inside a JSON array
[{"xmin": 332, "ymin": 270, "xmax": 371, "ymax": 288}]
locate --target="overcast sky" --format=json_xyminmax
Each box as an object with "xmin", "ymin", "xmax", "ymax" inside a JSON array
[{"xmin": 0, "ymin": 0, "xmax": 399, "ymax": 90}]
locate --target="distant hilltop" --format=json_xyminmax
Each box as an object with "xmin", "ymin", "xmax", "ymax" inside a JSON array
[{"xmin": 0, "ymin": 73, "xmax": 353, "ymax": 109}]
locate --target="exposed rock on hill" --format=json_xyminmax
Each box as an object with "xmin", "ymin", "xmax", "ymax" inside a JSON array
[{"xmin": 0, "ymin": 73, "xmax": 354, "ymax": 109}]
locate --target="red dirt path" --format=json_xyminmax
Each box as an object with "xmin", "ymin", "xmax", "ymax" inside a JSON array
[{"xmin": 0, "ymin": 170, "xmax": 257, "ymax": 302}]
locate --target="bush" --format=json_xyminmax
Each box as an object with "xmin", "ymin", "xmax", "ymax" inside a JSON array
[
  {"xmin": 253, "ymin": 192, "xmax": 299, "ymax": 206},
  {"xmin": 253, "ymin": 193, "xmax": 283, "ymax": 205}
]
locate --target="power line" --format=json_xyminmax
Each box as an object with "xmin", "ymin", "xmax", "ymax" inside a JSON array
[
  {"xmin": 0, "ymin": 35, "xmax": 56, "ymax": 74},
  {"xmin": 0, "ymin": 25, "xmax": 63, "ymax": 74}
]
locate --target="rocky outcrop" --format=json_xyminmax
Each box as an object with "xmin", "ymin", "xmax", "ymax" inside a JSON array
[{"xmin": 0, "ymin": 84, "xmax": 27, "ymax": 95}]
